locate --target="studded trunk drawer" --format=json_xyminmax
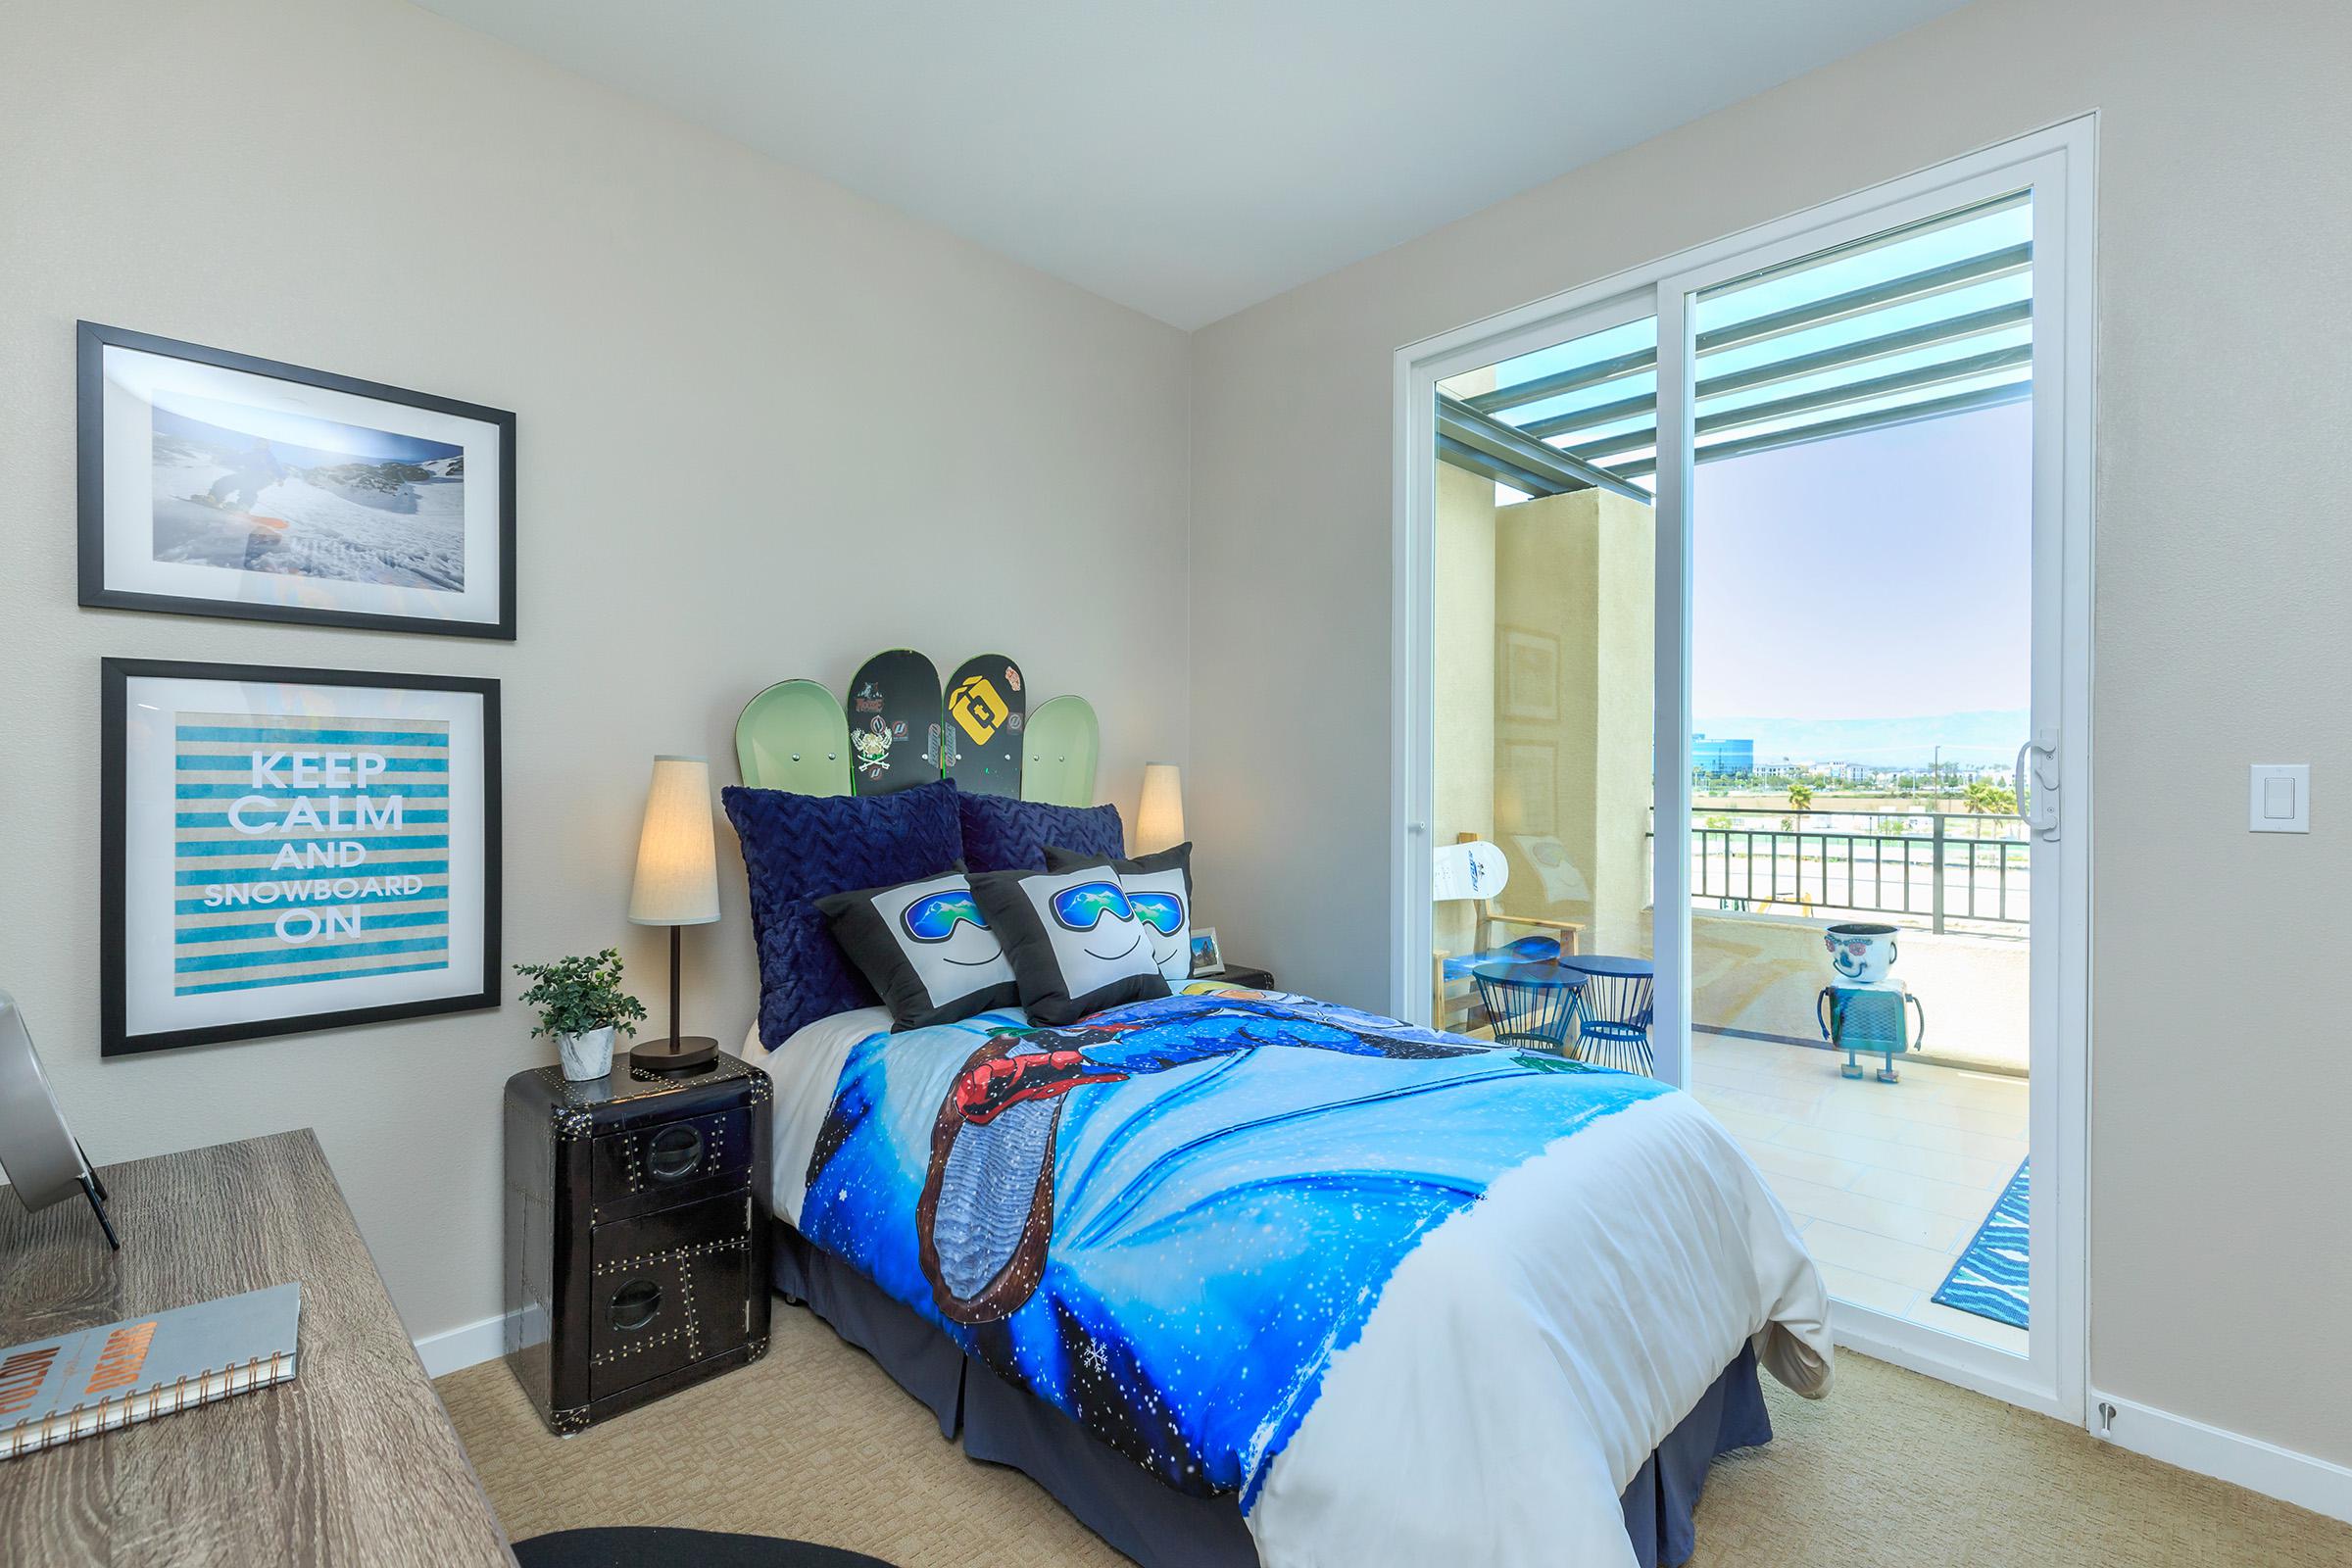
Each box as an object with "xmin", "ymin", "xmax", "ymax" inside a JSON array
[
  {"xmin": 588, "ymin": 1106, "xmax": 751, "ymax": 1216},
  {"xmin": 587, "ymin": 1190, "xmax": 754, "ymax": 1399}
]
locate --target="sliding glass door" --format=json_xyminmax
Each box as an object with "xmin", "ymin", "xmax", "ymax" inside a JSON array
[
  {"xmin": 1399, "ymin": 121, "xmax": 2091, "ymax": 1419},
  {"xmin": 1673, "ymin": 193, "xmax": 2039, "ymax": 1361}
]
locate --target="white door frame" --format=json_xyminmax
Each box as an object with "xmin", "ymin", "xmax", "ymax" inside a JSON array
[{"xmin": 1391, "ymin": 114, "xmax": 2096, "ymax": 1425}]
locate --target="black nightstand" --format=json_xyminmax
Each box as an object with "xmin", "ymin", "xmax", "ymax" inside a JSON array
[
  {"xmin": 503, "ymin": 1054, "xmax": 772, "ymax": 1434},
  {"xmin": 1200, "ymin": 962, "xmax": 1274, "ymax": 990}
]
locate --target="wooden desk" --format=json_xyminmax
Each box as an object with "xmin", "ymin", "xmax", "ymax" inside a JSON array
[{"xmin": 0, "ymin": 1130, "xmax": 514, "ymax": 1566}]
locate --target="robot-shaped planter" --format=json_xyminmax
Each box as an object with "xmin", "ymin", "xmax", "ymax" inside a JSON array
[{"xmin": 1818, "ymin": 922, "xmax": 1926, "ymax": 1083}]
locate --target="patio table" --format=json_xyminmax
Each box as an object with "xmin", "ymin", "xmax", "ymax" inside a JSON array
[
  {"xmin": 1560, "ymin": 955, "xmax": 1657, "ymax": 1075},
  {"xmin": 1468, "ymin": 959, "xmax": 1589, "ymax": 1057}
]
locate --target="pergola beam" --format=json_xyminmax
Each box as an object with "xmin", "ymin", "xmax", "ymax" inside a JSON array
[
  {"xmin": 1465, "ymin": 242, "xmax": 2031, "ymax": 417},
  {"xmin": 1608, "ymin": 381, "xmax": 2032, "ymax": 479},
  {"xmin": 1565, "ymin": 345, "xmax": 2034, "ymax": 463},
  {"xmin": 1436, "ymin": 393, "xmax": 1651, "ymax": 501},
  {"xmin": 1518, "ymin": 300, "xmax": 2034, "ymax": 442}
]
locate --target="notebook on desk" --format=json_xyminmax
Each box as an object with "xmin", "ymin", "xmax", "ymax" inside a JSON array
[{"xmin": 0, "ymin": 1282, "xmax": 300, "ymax": 1460}]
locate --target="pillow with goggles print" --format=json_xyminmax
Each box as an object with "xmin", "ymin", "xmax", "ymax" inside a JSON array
[
  {"xmin": 1043, "ymin": 842, "xmax": 1193, "ymax": 982},
  {"xmin": 970, "ymin": 864, "xmax": 1172, "ymax": 1027},
  {"xmin": 816, "ymin": 865, "xmax": 1021, "ymax": 1031}
]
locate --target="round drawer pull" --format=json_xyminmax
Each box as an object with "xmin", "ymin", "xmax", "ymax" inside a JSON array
[
  {"xmin": 609, "ymin": 1278, "xmax": 662, "ymax": 1332},
  {"xmin": 648, "ymin": 1123, "xmax": 704, "ymax": 1181}
]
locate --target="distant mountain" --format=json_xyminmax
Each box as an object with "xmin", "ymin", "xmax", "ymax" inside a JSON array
[{"xmin": 1692, "ymin": 710, "xmax": 2027, "ymax": 768}]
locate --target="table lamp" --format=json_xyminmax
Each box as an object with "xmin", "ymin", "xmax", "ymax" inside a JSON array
[
  {"xmin": 1135, "ymin": 762, "xmax": 1185, "ymax": 855},
  {"xmin": 627, "ymin": 756, "xmax": 721, "ymax": 1075}
]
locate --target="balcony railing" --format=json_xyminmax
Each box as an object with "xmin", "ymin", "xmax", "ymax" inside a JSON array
[{"xmin": 1656, "ymin": 808, "xmax": 2030, "ymax": 931}]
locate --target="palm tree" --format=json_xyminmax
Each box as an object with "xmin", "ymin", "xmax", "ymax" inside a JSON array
[
  {"xmin": 1787, "ymin": 782, "xmax": 1814, "ymax": 813},
  {"xmin": 1964, "ymin": 778, "xmax": 2018, "ymax": 814}
]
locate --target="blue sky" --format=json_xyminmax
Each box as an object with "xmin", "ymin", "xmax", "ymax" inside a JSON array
[
  {"xmin": 153, "ymin": 391, "xmax": 460, "ymax": 466},
  {"xmin": 1692, "ymin": 399, "xmax": 2031, "ymax": 722}
]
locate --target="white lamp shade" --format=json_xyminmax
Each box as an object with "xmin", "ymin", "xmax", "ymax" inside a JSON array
[
  {"xmin": 628, "ymin": 756, "xmax": 720, "ymax": 926},
  {"xmin": 1135, "ymin": 762, "xmax": 1186, "ymax": 856}
]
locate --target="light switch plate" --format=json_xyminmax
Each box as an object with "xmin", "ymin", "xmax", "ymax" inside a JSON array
[{"xmin": 2250, "ymin": 763, "xmax": 2309, "ymax": 833}]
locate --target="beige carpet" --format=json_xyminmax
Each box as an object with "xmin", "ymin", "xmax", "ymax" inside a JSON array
[{"xmin": 438, "ymin": 1300, "xmax": 2349, "ymax": 1566}]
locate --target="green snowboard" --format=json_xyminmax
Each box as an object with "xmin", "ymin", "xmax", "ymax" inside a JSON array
[
  {"xmin": 734, "ymin": 679, "xmax": 853, "ymax": 796},
  {"xmin": 1020, "ymin": 695, "xmax": 1100, "ymax": 808}
]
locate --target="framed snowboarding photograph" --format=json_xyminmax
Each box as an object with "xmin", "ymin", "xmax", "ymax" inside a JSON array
[
  {"xmin": 77, "ymin": 321, "xmax": 516, "ymax": 639},
  {"xmin": 100, "ymin": 659, "xmax": 502, "ymax": 1057},
  {"xmin": 1189, "ymin": 926, "xmax": 1224, "ymax": 978}
]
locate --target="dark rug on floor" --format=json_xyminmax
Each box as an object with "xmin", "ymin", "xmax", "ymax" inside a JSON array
[{"xmin": 514, "ymin": 1527, "xmax": 899, "ymax": 1568}]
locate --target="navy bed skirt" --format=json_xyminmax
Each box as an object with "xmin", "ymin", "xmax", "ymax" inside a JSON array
[{"xmin": 771, "ymin": 1226, "xmax": 1770, "ymax": 1567}]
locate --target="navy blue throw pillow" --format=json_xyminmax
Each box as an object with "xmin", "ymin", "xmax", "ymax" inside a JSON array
[
  {"xmin": 723, "ymin": 778, "xmax": 964, "ymax": 1048},
  {"xmin": 956, "ymin": 793, "xmax": 1124, "ymax": 872}
]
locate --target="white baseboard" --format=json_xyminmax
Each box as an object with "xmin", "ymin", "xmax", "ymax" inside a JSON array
[
  {"xmin": 415, "ymin": 1310, "xmax": 515, "ymax": 1379},
  {"xmin": 2090, "ymin": 1388, "xmax": 2352, "ymax": 1526}
]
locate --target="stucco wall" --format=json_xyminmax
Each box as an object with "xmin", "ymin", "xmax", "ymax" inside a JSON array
[
  {"xmin": 1432, "ymin": 461, "xmax": 1495, "ymax": 963},
  {"xmin": 1490, "ymin": 489, "xmax": 1655, "ymax": 956}
]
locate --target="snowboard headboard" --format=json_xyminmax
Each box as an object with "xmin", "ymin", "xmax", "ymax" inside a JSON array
[{"xmin": 735, "ymin": 675, "xmax": 1098, "ymax": 808}]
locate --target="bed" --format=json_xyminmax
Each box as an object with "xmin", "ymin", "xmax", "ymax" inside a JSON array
[
  {"xmin": 737, "ymin": 986, "xmax": 1831, "ymax": 1568},
  {"xmin": 718, "ymin": 680, "xmax": 1828, "ymax": 1566}
]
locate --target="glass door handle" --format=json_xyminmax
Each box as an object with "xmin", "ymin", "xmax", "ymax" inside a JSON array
[{"xmin": 2015, "ymin": 733, "xmax": 2060, "ymax": 841}]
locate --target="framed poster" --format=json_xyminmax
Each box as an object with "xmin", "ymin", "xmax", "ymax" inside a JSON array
[
  {"xmin": 101, "ymin": 659, "xmax": 502, "ymax": 1056},
  {"xmin": 78, "ymin": 321, "xmax": 515, "ymax": 639},
  {"xmin": 1499, "ymin": 629, "xmax": 1559, "ymax": 721}
]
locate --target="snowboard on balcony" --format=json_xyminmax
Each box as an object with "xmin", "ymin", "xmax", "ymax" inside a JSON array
[
  {"xmin": 1431, "ymin": 839, "xmax": 1509, "ymax": 903},
  {"xmin": 848, "ymin": 649, "xmax": 944, "ymax": 796},
  {"xmin": 941, "ymin": 655, "xmax": 1026, "ymax": 797}
]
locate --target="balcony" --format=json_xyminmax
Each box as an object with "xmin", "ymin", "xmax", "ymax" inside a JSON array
[
  {"xmin": 1437, "ymin": 806, "xmax": 2033, "ymax": 1353},
  {"xmin": 1667, "ymin": 807, "xmax": 2029, "ymax": 1073},
  {"xmin": 1672, "ymin": 806, "xmax": 2031, "ymax": 1351}
]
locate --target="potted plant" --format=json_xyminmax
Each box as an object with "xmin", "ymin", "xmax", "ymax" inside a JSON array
[{"xmin": 515, "ymin": 949, "xmax": 648, "ymax": 1081}]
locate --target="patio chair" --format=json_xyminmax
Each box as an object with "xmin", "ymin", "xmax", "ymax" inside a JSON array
[{"xmin": 1433, "ymin": 834, "xmax": 1583, "ymax": 1036}]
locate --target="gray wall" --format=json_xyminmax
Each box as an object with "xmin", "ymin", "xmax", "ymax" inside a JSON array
[
  {"xmin": 1189, "ymin": 0, "xmax": 2352, "ymax": 1467},
  {"xmin": 0, "ymin": 0, "xmax": 1190, "ymax": 1343}
]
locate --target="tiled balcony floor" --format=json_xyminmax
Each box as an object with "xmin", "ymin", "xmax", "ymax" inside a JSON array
[{"xmin": 1689, "ymin": 1031, "xmax": 2030, "ymax": 1356}]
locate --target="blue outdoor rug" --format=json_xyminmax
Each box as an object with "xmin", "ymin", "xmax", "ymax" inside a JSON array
[{"xmin": 1932, "ymin": 1158, "xmax": 2030, "ymax": 1329}]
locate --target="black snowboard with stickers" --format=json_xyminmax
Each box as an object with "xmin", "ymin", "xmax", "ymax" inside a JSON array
[
  {"xmin": 848, "ymin": 649, "xmax": 944, "ymax": 796},
  {"xmin": 942, "ymin": 655, "xmax": 1026, "ymax": 798}
]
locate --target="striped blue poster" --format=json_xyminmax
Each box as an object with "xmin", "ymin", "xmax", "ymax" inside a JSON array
[{"xmin": 172, "ymin": 711, "xmax": 453, "ymax": 997}]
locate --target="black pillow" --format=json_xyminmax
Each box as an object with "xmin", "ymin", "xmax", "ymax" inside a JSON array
[
  {"xmin": 1043, "ymin": 842, "xmax": 1194, "ymax": 982},
  {"xmin": 970, "ymin": 865, "xmax": 1171, "ymax": 1026},
  {"xmin": 816, "ymin": 867, "xmax": 1021, "ymax": 1031}
]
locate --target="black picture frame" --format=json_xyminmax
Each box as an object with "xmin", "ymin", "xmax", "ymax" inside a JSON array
[
  {"xmin": 101, "ymin": 658, "xmax": 503, "ymax": 1057},
  {"xmin": 78, "ymin": 321, "xmax": 517, "ymax": 639}
]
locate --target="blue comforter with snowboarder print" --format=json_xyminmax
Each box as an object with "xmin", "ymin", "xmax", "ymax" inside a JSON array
[{"xmin": 794, "ymin": 987, "xmax": 1678, "ymax": 1506}]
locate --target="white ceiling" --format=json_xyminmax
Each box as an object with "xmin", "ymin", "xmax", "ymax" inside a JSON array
[{"xmin": 416, "ymin": 0, "xmax": 1973, "ymax": 329}]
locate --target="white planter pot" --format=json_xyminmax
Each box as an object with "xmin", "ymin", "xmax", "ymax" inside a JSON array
[
  {"xmin": 556, "ymin": 1025, "xmax": 616, "ymax": 1082},
  {"xmin": 1824, "ymin": 922, "xmax": 1899, "ymax": 984}
]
